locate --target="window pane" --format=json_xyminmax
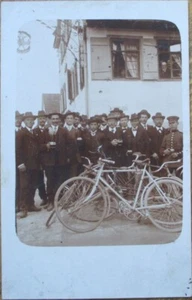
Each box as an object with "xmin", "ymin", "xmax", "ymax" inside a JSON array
[
  {"xmin": 170, "ymin": 43, "xmax": 181, "ymax": 52},
  {"xmin": 171, "ymin": 53, "xmax": 182, "ymax": 78},
  {"xmin": 159, "ymin": 53, "xmax": 171, "ymax": 78},
  {"xmin": 112, "ymin": 41, "xmax": 126, "ymax": 78},
  {"xmin": 126, "ymin": 54, "xmax": 139, "ymax": 78}
]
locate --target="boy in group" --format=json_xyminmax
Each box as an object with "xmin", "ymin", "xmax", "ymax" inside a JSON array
[
  {"xmin": 150, "ymin": 112, "xmax": 167, "ymax": 166},
  {"xmin": 82, "ymin": 116, "xmax": 105, "ymax": 164},
  {"xmin": 33, "ymin": 110, "xmax": 48, "ymax": 207},
  {"xmin": 63, "ymin": 111, "xmax": 82, "ymax": 179},
  {"xmin": 160, "ymin": 116, "xmax": 183, "ymax": 171},
  {"xmin": 103, "ymin": 114, "xmax": 124, "ymax": 166},
  {"xmin": 41, "ymin": 112, "xmax": 67, "ymax": 211},
  {"xmin": 17, "ymin": 112, "xmax": 41, "ymax": 218}
]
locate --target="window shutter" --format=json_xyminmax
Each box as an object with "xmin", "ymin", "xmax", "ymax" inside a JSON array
[
  {"xmin": 67, "ymin": 69, "xmax": 73, "ymax": 101},
  {"xmin": 91, "ymin": 38, "xmax": 112, "ymax": 80},
  {"xmin": 142, "ymin": 39, "xmax": 158, "ymax": 80}
]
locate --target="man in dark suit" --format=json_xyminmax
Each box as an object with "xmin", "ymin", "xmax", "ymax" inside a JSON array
[
  {"xmin": 150, "ymin": 112, "xmax": 167, "ymax": 166},
  {"xmin": 15, "ymin": 111, "xmax": 24, "ymax": 213},
  {"xmin": 103, "ymin": 114, "xmax": 124, "ymax": 166},
  {"xmin": 160, "ymin": 116, "xmax": 183, "ymax": 171},
  {"xmin": 119, "ymin": 113, "xmax": 129, "ymax": 132},
  {"xmin": 63, "ymin": 111, "xmax": 82, "ymax": 179},
  {"xmin": 123, "ymin": 113, "xmax": 150, "ymax": 166},
  {"xmin": 17, "ymin": 112, "xmax": 41, "ymax": 218},
  {"xmin": 41, "ymin": 112, "xmax": 67, "ymax": 211},
  {"xmin": 33, "ymin": 110, "xmax": 48, "ymax": 206},
  {"xmin": 82, "ymin": 116, "xmax": 105, "ymax": 164}
]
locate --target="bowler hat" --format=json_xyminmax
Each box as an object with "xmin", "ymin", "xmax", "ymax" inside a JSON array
[
  {"xmin": 119, "ymin": 113, "xmax": 129, "ymax": 120},
  {"xmin": 22, "ymin": 112, "xmax": 36, "ymax": 120},
  {"xmin": 107, "ymin": 113, "xmax": 118, "ymax": 120},
  {"xmin": 138, "ymin": 109, "xmax": 151, "ymax": 119},
  {"xmin": 130, "ymin": 113, "xmax": 139, "ymax": 121},
  {"xmin": 15, "ymin": 111, "xmax": 24, "ymax": 119},
  {"xmin": 63, "ymin": 110, "xmax": 75, "ymax": 118},
  {"xmin": 167, "ymin": 116, "xmax": 179, "ymax": 122},
  {"xmin": 48, "ymin": 111, "xmax": 63, "ymax": 119},
  {"xmin": 88, "ymin": 117, "xmax": 100, "ymax": 124},
  {"xmin": 152, "ymin": 112, "xmax": 165, "ymax": 120},
  {"xmin": 37, "ymin": 110, "xmax": 47, "ymax": 118}
]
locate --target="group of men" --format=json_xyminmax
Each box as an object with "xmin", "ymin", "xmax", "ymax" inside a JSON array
[{"xmin": 15, "ymin": 107, "xmax": 183, "ymax": 218}]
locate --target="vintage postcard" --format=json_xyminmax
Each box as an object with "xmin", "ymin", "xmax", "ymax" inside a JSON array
[{"xmin": 1, "ymin": 0, "xmax": 191, "ymax": 299}]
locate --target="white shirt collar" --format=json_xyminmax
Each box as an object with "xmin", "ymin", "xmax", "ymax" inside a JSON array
[
  {"xmin": 156, "ymin": 126, "xmax": 163, "ymax": 131},
  {"xmin": 64, "ymin": 124, "xmax": 74, "ymax": 130},
  {"xmin": 109, "ymin": 127, "xmax": 116, "ymax": 133},
  {"xmin": 26, "ymin": 126, "xmax": 33, "ymax": 132}
]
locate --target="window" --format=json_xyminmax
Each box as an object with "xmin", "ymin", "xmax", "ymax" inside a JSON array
[
  {"xmin": 111, "ymin": 39, "xmax": 140, "ymax": 79},
  {"xmin": 67, "ymin": 61, "xmax": 79, "ymax": 102},
  {"xmin": 157, "ymin": 40, "xmax": 181, "ymax": 79}
]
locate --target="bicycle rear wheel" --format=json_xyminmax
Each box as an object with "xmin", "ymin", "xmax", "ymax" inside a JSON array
[
  {"xmin": 143, "ymin": 178, "xmax": 183, "ymax": 232},
  {"xmin": 54, "ymin": 177, "xmax": 108, "ymax": 233}
]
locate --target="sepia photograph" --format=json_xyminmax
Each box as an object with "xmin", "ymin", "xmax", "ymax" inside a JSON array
[
  {"xmin": 15, "ymin": 18, "xmax": 183, "ymax": 246},
  {"xmin": 2, "ymin": 0, "xmax": 191, "ymax": 299}
]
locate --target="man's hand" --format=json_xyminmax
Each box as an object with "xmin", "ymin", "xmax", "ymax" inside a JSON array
[
  {"xmin": 18, "ymin": 163, "xmax": 26, "ymax": 172},
  {"xmin": 111, "ymin": 139, "xmax": 118, "ymax": 146},
  {"xmin": 171, "ymin": 152, "xmax": 178, "ymax": 159},
  {"xmin": 152, "ymin": 153, "xmax": 159, "ymax": 159},
  {"xmin": 163, "ymin": 149, "xmax": 171, "ymax": 156}
]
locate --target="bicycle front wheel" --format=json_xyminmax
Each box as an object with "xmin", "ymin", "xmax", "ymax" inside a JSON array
[
  {"xmin": 54, "ymin": 177, "xmax": 108, "ymax": 233},
  {"xmin": 143, "ymin": 178, "xmax": 183, "ymax": 232}
]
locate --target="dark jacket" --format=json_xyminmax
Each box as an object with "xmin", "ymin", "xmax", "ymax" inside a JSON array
[
  {"xmin": 82, "ymin": 130, "xmax": 105, "ymax": 160},
  {"xmin": 103, "ymin": 127, "xmax": 124, "ymax": 166},
  {"xmin": 160, "ymin": 129, "xmax": 183, "ymax": 165},
  {"xmin": 16, "ymin": 127, "xmax": 40, "ymax": 170},
  {"xmin": 63, "ymin": 127, "xmax": 82, "ymax": 164},
  {"xmin": 40, "ymin": 127, "xmax": 67, "ymax": 166},
  {"xmin": 150, "ymin": 127, "xmax": 168, "ymax": 156},
  {"xmin": 123, "ymin": 127, "xmax": 150, "ymax": 157}
]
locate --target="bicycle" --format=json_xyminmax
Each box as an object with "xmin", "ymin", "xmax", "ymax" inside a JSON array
[{"xmin": 50, "ymin": 156, "xmax": 182, "ymax": 234}]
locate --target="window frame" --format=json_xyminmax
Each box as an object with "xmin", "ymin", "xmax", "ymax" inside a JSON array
[
  {"xmin": 110, "ymin": 37, "xmax": 141, "ymax": 80},
  {"xmin": 156, "ymin": 38, "xmax": 182, "ymax": 80}
]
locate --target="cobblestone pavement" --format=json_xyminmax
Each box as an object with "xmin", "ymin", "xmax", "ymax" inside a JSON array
[{"xmin": 16, "ymin": 194, "xmax": 180, "ymax": 247}]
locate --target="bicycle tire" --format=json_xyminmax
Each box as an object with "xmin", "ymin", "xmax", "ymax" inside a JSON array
[
  {"xmin": 143, "ymin": 178, "xmax": 183, "ymax": 232},
  {"xmin": 54, "ymin": 176, "xmax": 108, "ymax": 233}
]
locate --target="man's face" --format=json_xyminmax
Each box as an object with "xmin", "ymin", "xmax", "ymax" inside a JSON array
[
  {"xmin": 38, "ymin": 117, "xmax": 47, "ymax": 127},
  {"xmin": 153, "ymin": 117, "xmax": 164, "ymax": 127},
  {"xmin": 50, "ymin": 115, "xmax": 60, "ymax": 126},
  {"xmin": 169, "ymin": 121, "xmax": 178, "ymax": 131},
  {"xmin": 120, "ymin": 117, "xmax": 129, "ymax": 128},
  {"xmin": 131, "ymin": 119, "xmax": 139, "ymax": 128},
  {"xmin": 24, "ymin": 117, "xmax": 35, "ymax": 128},
  {"xmin": 81, "ymin": 120, "xmax": 87, "ymax": 128},
  {"xmin": 89, "ymin": 122, "xmax": 98, "ymax": 131},
  {"xmin": 107, "ymin": 118, "xmax": 117, "ymax": 128},
  {"xmin": 139, "ymin": 114, "xmax": 148, "ymax": 125},
  {"xmin": 15, "ymin": 117, "xmax": 22, "ymax": 128},
  {"xmin": 65, "ymin": 115, "xmax": 74, "ymax": 126},
  {"xmin": 74, "ymin": 116, "xmax": 80, "ymax": 127}
]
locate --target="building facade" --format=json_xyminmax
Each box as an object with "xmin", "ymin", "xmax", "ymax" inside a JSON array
[{"xmin": 54, "ymin": 20, "xmax": 182, "ymax": 126}]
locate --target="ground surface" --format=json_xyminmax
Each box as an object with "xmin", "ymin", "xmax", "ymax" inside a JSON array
[{"xmin": 16, "ymin": 193, "xmax": 180, "ymax": 247}]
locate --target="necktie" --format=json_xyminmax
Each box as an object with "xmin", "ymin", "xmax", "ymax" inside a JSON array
[
  {"xmin": 158, "ymin": 129, "xmax": 162, "ymax": 133},
  {"xmin": 91, "ymin": 132, "xmax": 96, "ymax": 136},
  {"xmin": 30, "ymin": 129, "xmax": 33, "ymax": 134}
]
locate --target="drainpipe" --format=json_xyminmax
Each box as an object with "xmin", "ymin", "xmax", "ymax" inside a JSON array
[{"xmin": 84, "ymin": 22, "xmax": 89, "ymax": 117}]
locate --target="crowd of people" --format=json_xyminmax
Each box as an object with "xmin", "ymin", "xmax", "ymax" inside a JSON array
[{"xmin": 15, "ymin": 107, "xmax": 183, "ymax": 218}]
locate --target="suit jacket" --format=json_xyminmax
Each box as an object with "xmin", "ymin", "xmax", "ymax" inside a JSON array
[
  {"xmin": 16, "ymin": 127, "xmax": 40, "ymax": 170},
  {"xmin": 150, "ymin": 127, "xmax": 167, "ymax": 156},
  {"xmin": 160, "ymin": 130, "xmax": 183, "ymax": 164},
  {"xmin": 103, "ymin": 127, "xmax": 124, "ymax": 165},
  {"xmin": 123, "ymin": 127, "xmax": 150, "ymax": 157},
  {"xmin": 82, "ymin": 130, "xmax": 105, "ymax": 158},
  {"xmin": 40, "ymin": 127, "xmax": 67, "ymax": 167},
  {"xmin": 63, "ymin": 127, "xmax": 81, "ymax": 163}
]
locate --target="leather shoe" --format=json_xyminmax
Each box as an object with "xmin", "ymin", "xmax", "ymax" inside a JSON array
[
  {"xmin": 28, "ymin": 205, "xmax": 41, "ymax": 212},
  {"xmin": 47, "ymin": 203, "xmax": 54, "ymax": 212},
  {"xmin": 40, "ymin": 199, "xmax": 48, "ymax": 206},
  {"xmin": 18, "ymin": 210, "xmax": 28, "ymax": 218}
]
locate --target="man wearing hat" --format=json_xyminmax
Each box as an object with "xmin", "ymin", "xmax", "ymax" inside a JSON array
[
  {"xmin": 119, "ymin": 113, "xmax": 129, "ymax": 133},
  {"xmin": 82, "ymin": 116, "xmax": 105, "ymax": 164},
  {"xmin": 41, "ymin": 112, "xmax": 67, "ymax": 211},
  {"xmin": 123, "ymin": 113, "xmax": 150, "ymax": 166},
  {"xmin": 15, "ymin": 111, "xmax": 24, "ymax": 213},
  {"xmin": 17, "ymin": 112, "xmax": 41, "ymax": 218},
  {"xmin": 33, "ymin": 110, "xmax": 48, "ymax": 207},
  {"xmin": 63, "ymin": 111, "xmax": 82, "ymax": 179},
  {"xmin": 160, "ymin": 116, "xmax": 183, "ymax": 169},
  {"xmin": 103, "ymin": 113, "xmax": 124, "ymax": 166},
  {"xmin": 150, "ymin": 112, "xmax": 168, "ymax": 166}
]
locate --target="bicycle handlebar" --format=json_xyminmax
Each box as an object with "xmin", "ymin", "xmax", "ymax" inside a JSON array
[
  {"xmin": 152, "ymin": 159, "xmax": 182, "ymax": 173},
  {"xmin": 132, "ymin": 158, "xmax": 150, "ymax": 165},
  {"xmin": 98, "ymin": 158, "xmax": 115, "ymax": 165}
]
